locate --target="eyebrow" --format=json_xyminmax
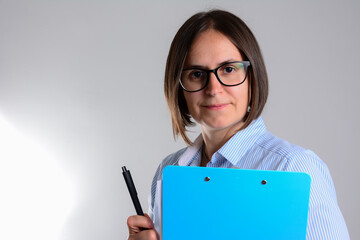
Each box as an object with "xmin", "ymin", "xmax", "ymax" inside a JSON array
[{"xmin": 184, "ymin": 59, "xmax": 240, "ymax": 69}]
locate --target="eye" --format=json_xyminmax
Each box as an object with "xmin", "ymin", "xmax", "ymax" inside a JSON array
[
  {"xmin": 224, "ymin": 66, "xmax": 235, "ymax": 74},
  {"xmin": 186, "ymin": 70, "xmax": 206, "ymax": 82},
  {"xmin": 220, "ymin": 63, "xmax": 244, "ymax": 75},
  {"xmin": 191, "ymin": 70, "xmax": 204, "ymax": 79}
]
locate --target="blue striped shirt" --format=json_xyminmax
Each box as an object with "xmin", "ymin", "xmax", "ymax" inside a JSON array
[{"xmin": 148, "ymin": 117, "xmax": 350, "ymax": 239}]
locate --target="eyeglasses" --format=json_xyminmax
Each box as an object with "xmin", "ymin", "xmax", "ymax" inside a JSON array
[{"xmin": 180, "ymin": 61, "xmax": 251, "ymax": 92}]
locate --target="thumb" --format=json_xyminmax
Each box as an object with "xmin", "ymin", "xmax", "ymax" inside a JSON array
[{"xmin": 144, "ymin": 213, "xmax": 154, "ymax": 228}]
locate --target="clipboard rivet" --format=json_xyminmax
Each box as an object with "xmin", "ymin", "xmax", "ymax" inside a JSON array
[
  {"xmin": 261, "ymin": 180, "xmax": 267, "ymax": 185},
  {"xmin": 204, "ymin": 177, "xmax": 210, "ymax": 182}
]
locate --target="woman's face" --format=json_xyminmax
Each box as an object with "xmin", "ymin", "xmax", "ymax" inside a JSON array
[{"xmin": 183, "ymin": 29, "xmax": 249, "ymax": 133}]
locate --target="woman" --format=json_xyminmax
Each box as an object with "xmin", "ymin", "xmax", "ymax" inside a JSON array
[{"xmin": 127, "ymin": 10, "xmax": 350, "ymax": 240}]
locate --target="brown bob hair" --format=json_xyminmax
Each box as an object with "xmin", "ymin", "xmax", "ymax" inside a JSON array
[{"xmin": 164, "ymin": 10, "xmax": 268, "ymax": 145}]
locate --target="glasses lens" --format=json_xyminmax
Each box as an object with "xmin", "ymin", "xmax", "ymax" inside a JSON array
[
  {"xmin": 180, "ymin": 69, "xmax": 207, "ymax": 91},
  {"xmin": 180, "ymin": 62, "xmax": 248, "ymax": 92},
  {"xmin": 217, "ymin": 62, "xmax": 246, "ymax": 85}
]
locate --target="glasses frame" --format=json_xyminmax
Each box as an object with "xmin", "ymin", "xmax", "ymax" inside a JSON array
[{"xmin": 180, "ymin": 61, "xmax": 251, "ymax": 92}]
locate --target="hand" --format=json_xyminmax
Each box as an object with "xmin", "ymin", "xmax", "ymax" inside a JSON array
[{"xmin": 127, "ymin": 213, "xmax": 159, "ymax": 240}]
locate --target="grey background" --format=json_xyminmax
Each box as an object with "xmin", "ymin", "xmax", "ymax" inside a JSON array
[{"xmin": 0, "ymin": 0, "xmax": 359, "ymax": 239}]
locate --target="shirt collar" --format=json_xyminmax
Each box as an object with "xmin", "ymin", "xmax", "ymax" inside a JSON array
[
  {"xmin": 178, "ymin": 134, "xmax": 204, "ymax": 166},
  {"xmin": 178, "ymin": 117, "xmax": 266, "ymax": 167},
  {"xmin": 217, "ymin": 117, "xmax": 266, "ymax": 166}
]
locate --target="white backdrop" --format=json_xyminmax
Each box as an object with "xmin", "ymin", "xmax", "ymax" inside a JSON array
[{"xmin": 0, "ymin": 1, "xmax": 359, "ymax": 239}]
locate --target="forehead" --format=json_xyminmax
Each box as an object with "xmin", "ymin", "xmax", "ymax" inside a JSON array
[{"xmin": 185, "ymin": 29, "xmax": 242, "ymax": 67}]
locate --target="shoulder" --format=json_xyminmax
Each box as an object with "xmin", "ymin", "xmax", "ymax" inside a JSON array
[
  {"xmin": 257, "ymin": 132, "xmax": 351, "ymax": 238},
  {"xmin": 257, "ymin": 132, "xmax": 328, "ymax": 170},
  {"xmin": 256, "ymin": 132, "xmax": 335, "ymax": 194},
  {"xmin": 153, "ymin": 148, "xmax": 187, "ymax": 179},
  {"xmin": 261, "ymin": 132, "xmax": 339, "ymax": 201},
  {"xmin": 149, "ymin": 147, "xmax": 187, "ymax": 207},
  {"xmin": 256, "ymin": 131, "xmax": 310, "ymax": 160}
]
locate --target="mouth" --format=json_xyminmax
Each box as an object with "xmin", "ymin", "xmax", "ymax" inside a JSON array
[{"xmin": 203, "ymin": 104, "xmax": 228, "ymax": 110}]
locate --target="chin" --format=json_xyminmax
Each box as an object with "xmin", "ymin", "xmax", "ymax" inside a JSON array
[
  {"xmin": 205, "ymin": 122, "xmax": 237, "ymax": 130},
  {"xmin": 204, "ymin": 119, "xmax": 245, "ymax": 131}
]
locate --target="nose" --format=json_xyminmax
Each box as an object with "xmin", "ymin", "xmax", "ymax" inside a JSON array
[{"xmin": 205, "ymin": 72, "xmax": 223, "ymax": 96}]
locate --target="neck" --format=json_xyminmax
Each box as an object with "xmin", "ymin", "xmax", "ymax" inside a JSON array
[{"xmin": 200, "ymin": 121, "xmax": 243, "ymax": 159}]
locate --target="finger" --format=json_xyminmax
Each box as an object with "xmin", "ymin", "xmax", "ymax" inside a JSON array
[
  {"xmin": 144, "ymin": 213, "xmax": 152, "ymax": 222},
  {"xmin": 127, "ymin": 215, "xmax": 154, "ymax": 234},
  {"xmin": 128, "ymin": 229, "xmax": 158, "ymax": 240}
]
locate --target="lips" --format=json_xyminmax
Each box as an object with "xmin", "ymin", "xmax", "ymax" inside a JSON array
[{"xmin": 204, "ymin": 104, "xmax": 228, "ymax": 110}]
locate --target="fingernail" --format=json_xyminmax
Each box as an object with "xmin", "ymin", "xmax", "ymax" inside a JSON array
[{"xmin": 149, "ymin": 221, "xmax": 154, "ymax": 228}]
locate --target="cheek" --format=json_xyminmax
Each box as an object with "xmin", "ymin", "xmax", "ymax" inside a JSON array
[
  {"xmin": 241, "ymin": 82, "xmax": 250, "ymax": 104},
  {"xmin": 229, "ymin": 84, "xmax": 249, "ymax": 106},
  {"xmin": 183, "ymin": 92, "xmax": 201, "ymax": 116},
  {"xmin": 183, "ymin": 92, "xmax": 196, "ymax": 107}
]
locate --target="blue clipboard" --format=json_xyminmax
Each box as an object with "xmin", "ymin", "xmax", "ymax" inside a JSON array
[{"xmin": 162, "ymin": 166, "xmax": 311, "ymax": 240}]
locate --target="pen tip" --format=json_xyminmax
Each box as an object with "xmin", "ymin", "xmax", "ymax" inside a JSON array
[{"xmin": 122, "ymin": 166, "xmax": 127, "ymax": 172}]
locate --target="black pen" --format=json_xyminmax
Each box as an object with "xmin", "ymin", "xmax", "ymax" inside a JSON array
[{"xmin": 122, "ymin": 166, "xmax": 144, "ymax": 216}]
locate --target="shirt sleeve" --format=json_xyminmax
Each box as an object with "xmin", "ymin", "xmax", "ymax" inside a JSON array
[
  {"xmin": 147, "ymin": 162, "xmax": 162, "ymax": 221},
  {"xmin": 147, "ymin": 164, "xmax": 162, "ymax": 234},
  {"xmin": 146, "ymin": 148, "xmax": 186, "ymax": 233},
  {"xmin": 283, "ymin": 149, "xmax": 350, "ymax": 240}
]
